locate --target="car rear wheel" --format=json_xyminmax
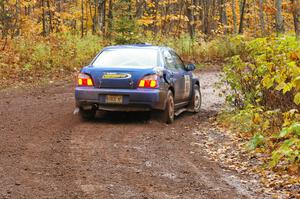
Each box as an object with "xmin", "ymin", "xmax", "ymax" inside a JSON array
[
  {"xmin": 79, "ymin": 106, "xmax": 96, "ymax": 121},
  {"xmin": 190, "ymin": 84, "xmax": 201, "ymax": 113},
  {"xmin": 160, "ymin": 90, "xmax": 175, "ymax": 124}
]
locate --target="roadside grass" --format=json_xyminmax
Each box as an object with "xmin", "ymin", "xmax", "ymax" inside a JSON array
[{"xmin": 0, "ymin": 34, "xmax": 104, "ymax": 89}]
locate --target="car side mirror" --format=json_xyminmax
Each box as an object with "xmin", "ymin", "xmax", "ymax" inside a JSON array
[{"xmin": 185, "ymin": 63, "xmax": 196, "ymax": 71}]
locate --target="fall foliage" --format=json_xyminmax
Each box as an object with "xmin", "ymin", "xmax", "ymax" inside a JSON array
[{"xmin": 0, "ymin": 0, "xmax": 299, "ymax": 41}]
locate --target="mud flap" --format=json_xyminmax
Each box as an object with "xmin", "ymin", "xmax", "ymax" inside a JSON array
[
  {"xmin": 73, "ymin": 107, "xmax": 80, "ymax": 115},
  {"xmin": 187, "ymin": 108, "xmax": 195, "ymax": 112},
  {"xmin": 175, "ymin": 108, "xmax": 187, "ymax": 116}
]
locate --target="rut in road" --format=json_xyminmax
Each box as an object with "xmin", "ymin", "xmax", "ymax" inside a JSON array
[{"xmin": 0, "ymin": 71, "xmax": 265, "ymax": 199}]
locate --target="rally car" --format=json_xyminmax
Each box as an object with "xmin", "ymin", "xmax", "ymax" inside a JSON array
[{"xmin": 74, "ymin": 44, "xmax": 201, "ymax": 123}]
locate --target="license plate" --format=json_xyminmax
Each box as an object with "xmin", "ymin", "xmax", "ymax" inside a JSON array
[{"xmin": 106, "ymin": 95, "xmax": 123, "ymax": 104}]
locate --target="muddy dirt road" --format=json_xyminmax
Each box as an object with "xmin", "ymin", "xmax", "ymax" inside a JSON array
[{"xmin": 0, "ymin": 71, "xmax": 264, "ymax": 199}]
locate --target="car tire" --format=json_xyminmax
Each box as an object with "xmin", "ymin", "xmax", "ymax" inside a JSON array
[
  {"xmin": 79, "ymin": 107, "xmax": 96, "ymax": 121},
  {"xmin": 189, "ymin": 84, "xmax": 202, "ymax": 113},
  {"xmin": 160, "ymin": 90, "xmax": 175, "ymax": 124}
]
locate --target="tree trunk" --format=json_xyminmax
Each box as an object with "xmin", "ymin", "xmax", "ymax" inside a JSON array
[
  {"xmin": 175, "ymin": 0, "xmax": 184, "ymax": 37},
  {"xmin": 275, "ymin": 0, "xmax": 284, "ymax": 35},
  {"xmin": 135, "ymin": 0, "xmax": 144, "ymax": 18},
  {"xmin": 107, "ymin": 0, "xmax": 113, "ymax": 35},
  {"xmin": 56, "ymin": 0, "xmax": 62, "ymax": 32},
  {"xmin": 81, "ymin": 0, "xmax": 84, "ymax": 37},
  {"xmin": 194, "ymin": 0, "xmax": 200, "ymax": 22},
  {"xmin": 258, "ymin": 0, "xmax": 265, "ymax": 35},
  {"xmin": 85, "ymin": 0, "xmax": 88, "ymax": 34},
  {"xmin": 238, "ymin": 0, "xmax": 246, "ymax": 34},
  {"xmin": 231, "ymin": 0, "xmax": 237, "ymax": 33},
  {"xmin": 128, "ymin": 0, "xmax": 132, "ymax": 18},
  {"xmin": 202, "ymin": 0, "xmax": 210, "ymax": 35},
  {"xmin": 162, "ymin": 0, "xmax": 170, "ymax": 35},
  {"xmin": 47, "ymin": 0, "xmax": 53, "ymax": 33},
  {"xmin": 42, "ymin": 0, "xmax": 46, "ymax": 36},
  {"xmin": 291, "ymin": 0, "xmax": 300, "ymax": 40},
  {"xmin": 154, "ymin": 0, "xmax": 159, "ymax": 35},
  {"xmin": 98, "ymin": 0, "xmax": 106, "ymax": 33},
  {"xmin": 89, "ymin": 0, "xmax": 96, "ymax": 34},
  {"xmin": 94, "ymin": 4, "xmax": 97, "ymax": 32},
  {"xmin": 219, "ymin": 0, "xmax": 228, "ymax": 33},
  {"xmin": 186, "ymin": 0, "xmax": 195, "ymax": 38},
  {"xmin": 0, "ymin": 0, "xmax": 8, "ymax": 49},
  {"xmin": 0, "ymin": 1, "xmax": 4, "ymax": 39},
  {"xmin": 14, "ymin": 0, "xmax": 20, "ymax": 36}
]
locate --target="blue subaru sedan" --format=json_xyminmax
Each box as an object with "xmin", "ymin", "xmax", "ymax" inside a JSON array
[{"xmin": 75, "ymin": 44, "xmax": 201, "ymax": 123}]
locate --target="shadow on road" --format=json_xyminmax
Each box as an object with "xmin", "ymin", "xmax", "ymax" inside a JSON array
[
  {"xmin": 83, "ymin": 108, "xmax": 218, "ymax": 125},
  {"xmin": 89, "ymin": 111, "xmax": 151, "ymax": 124}
]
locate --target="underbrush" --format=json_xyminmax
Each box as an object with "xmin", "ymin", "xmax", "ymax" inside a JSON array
[
  {"xmin": 0, "ymin": 34, "xmax": 105, "ymax": 87},
  {"xmin": 220, "ymin": 36, "xmax": 300, "ymax": 173},
  {"xmin": 145, "ymin": 34, "xmax": 247, "ymax": 64},
  {"xmin": 0, "ymin": 34, "xmax": 243, "ymax": 87}
]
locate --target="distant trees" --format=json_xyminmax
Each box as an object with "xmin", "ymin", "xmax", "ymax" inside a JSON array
[
  {"xmin": 238, "ymin": 0, "xmax": 246, "ymax": 34},
  {"xmin": 0, "ymin": 0, "xmax": 18, "ymax": 49},
  {"xmin": 291, "ymin": 0, "xmax": 300, "ymax": 40},
  {"xmin": 0, "ymin": 0, "xmax": 300, "ymax": 41},
  {"xmin": 275, "ymin": 0, "xmax": 285, "ymax": 35},
  {"xmin": 258, "ymin": 0, "xmax": 266, "ymax": 35},
  {"xmin": 231, "ymin": 0, "xmax": 238, "ymax": 34}
]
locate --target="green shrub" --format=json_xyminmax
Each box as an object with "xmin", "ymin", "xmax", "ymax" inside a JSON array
[
  {"xmin": 221, "ymin": 35, "xmax": 300, "ymax": 169},
  {"xmin": 271, "ymin": 122, "xmax": 300, "ymax": 168},
  {"xmin": 223, "ymin": 36, "xmax": 300, "ymax": 110},
  {"xmin": 12, "ymin": 34, "xmax": 103, "ymax": 72},
  {"xmin": 145, "ymin": 34, "xmax": 247, "ymax": 64}
]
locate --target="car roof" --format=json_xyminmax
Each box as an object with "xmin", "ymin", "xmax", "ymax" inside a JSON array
[{"xmin": 103, "ymin": 44, "xmax": 162, "ymax": 51}]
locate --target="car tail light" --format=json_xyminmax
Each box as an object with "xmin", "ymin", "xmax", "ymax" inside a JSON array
[
  {"xmin": 77, "ymin": 73, "xmax": 94, "ymax": 86},
  {"xmin": 138, "ymin": 74, "xmax": 158, "ymax": 88}
]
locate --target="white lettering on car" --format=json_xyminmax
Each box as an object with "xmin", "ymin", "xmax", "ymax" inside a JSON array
[{"xmin": 184, "ymin": 75, "xmax": 191, "ymax": 98}]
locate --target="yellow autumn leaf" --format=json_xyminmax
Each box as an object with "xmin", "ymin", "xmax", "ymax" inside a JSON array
[
  {"xmin": 293, "ymin": 92, "xmax": 300, "ymax": 105},
  {"xmin": 262, "ymin": 75, "xmax": 273, "ymax": 89},
  {"xmin": 283, "ymin": 83, "xmax": 293, "ymax": 94},
  {"xmin": 253, "ymin": 113, "xmax": 262, "ymax": 124},
  {"xmin": 293, "ymin": 76, "xmax": 300, "ymax": 90}
]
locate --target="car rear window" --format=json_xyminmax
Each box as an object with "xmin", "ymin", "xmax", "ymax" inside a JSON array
[{"xmin": 92, "ymin": 48, "xmax": 158, "ymax": 68}]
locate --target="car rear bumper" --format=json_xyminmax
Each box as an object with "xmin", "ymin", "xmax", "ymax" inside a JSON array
[{"xmin": 75, "ymin": 87, "xmax": 166, "ymax": 111}]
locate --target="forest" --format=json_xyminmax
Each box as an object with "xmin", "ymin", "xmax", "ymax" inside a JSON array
[
  {"xmin": 0, "ymin": 0, "xmax": 299, "ymax": 39},
  {"xmin": 0, "ymin": 0, "xmax": 299, "ymax": 197}
]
